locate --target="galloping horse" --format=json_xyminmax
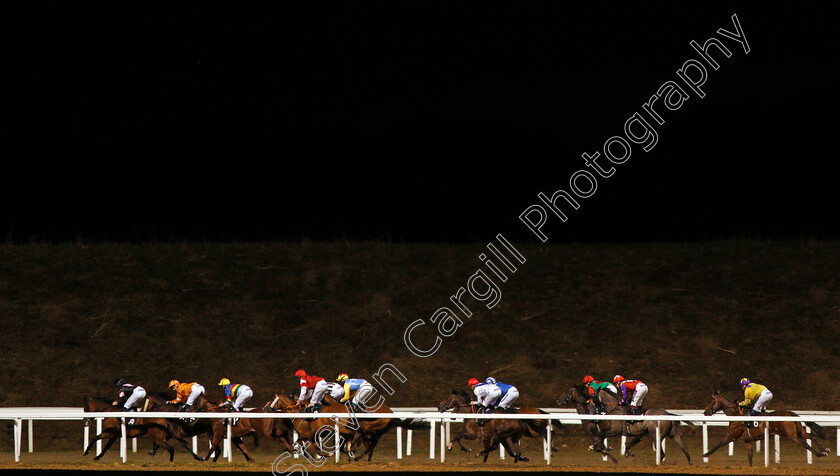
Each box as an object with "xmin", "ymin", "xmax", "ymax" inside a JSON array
[
  {"xmin": 199, "ymin": 399, "xmax": 297, "ymax": 463},
  {"xmin": 82, "ymin": 397, "xmax": 203, "ymax": 461},
  {"xmin": 702, "ymin": 390, "xmax": 829, "ymax": 467},
  {"xmin": 438, "ymin": 390, "xmax": 562, "ymax": 461},
  {"xmin": 271, "ymin": 392, "xmax": 394, "ymax": 462},
  {"xmin": 556, "ymin": 384, "xmax": 692, "ymax": 465}
]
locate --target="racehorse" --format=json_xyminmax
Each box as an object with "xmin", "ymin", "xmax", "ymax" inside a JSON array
[
  {"xmin": 143, "ymin": 393, "xmax": 217, "ymax": 459},
  {"xmin": 556, "ymin": 384, "xmax": 692, "ymax": 465},
  {"xmin": 271, "ymin": 392, "xmax": 394, "ymax": 462},
  {"xmin": 438, "ymin": 390, "xmax": 563, "ymax": 461},
  {"xmin": 200, "ymin": 399, "xmax": 297, "ymax": 463},
  {"xmin": 82, "ymin": 397, "xmax": 203, "ymax": 461},
  {"xmin": 702, "ymin": 390, "xmax": 829, "ymax": 467}
]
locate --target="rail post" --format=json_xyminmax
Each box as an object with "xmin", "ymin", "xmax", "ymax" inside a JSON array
[
  {"xmin": 774, "ymin": 434, "xmax": 780, "ymax": 463},
  {"xmin": 764, "ymin": 423, "xmax": 769, "ymax": 467},
  {"xmin": 407, "ymin": 428, "xmax": 412, "ymax": 455},
  {"xmin": 440, "ymin": 421, "xmax": 445, "ymax": 462},
  {"xmin": 96, "ymin": 417, "xmax": 103, "ymax": 455},
  {"xmin": 28, "ymin": 419, "xmax": 33, "ymax": 453},
  {"xmin": 226, "ymin": 420, "xmax": 233, "ymax": 462},
  {"xmin": 334, "ymin": 422, "xmax": 340, "ymax": 463},
  {"xmin": 546, "ymin": 418, "xmax": 552, "ymax": 465},
  {"xmin": 702, "ymin": 422, "xmax": 708, "ymax": 463},
  {"xmin": 83, "ymin": 422, "xmax": 89, "ymax": 453},
  {"xmin": 429, "ymin": 419, "xmax": 436, "ymax": 459},
  {"xmin": 805, "ymin": 424, "xmax": 812, "ymax": 464},
  {"xmin": 14, "ymin": 418, "xmax": 21, "ymax": 462},
  {"xmin": 396, "ymin": 426, "xmax": 402, "ymax": 459},
  {"xmin": 655, "ymin": 421, "xmax": 661, "ymax": 465},
  {"xmin": 120, "ymin": 418, "xmax": 127, "ymax": 463}
]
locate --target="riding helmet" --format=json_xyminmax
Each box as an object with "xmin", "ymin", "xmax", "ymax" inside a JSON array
[
  {"xmin": 612, "ymin": 375, "xmax": 624, "ymax": 384},
  {"xmin": 739, "ymin": 378, "xmax": 751, "ymax": 386},
  {"xmin": 582, "ymin": 375, "xmax": 595, "ymax": 384},
  {"xmin": 114, "ymin": 378, "xmax": 125, "ymax": 387},
  {"xmin": 218, "ymin": 378, "xmax": 231, "ymax": 386},
  {"xmin": 336, "ymin": 373, "xmax": 349, "ymax": 382},
  {"xmin": 485, "ymin": 377, "xmax": 496, "ymax": 384},
  {"xmin": 295, "ymin": 369, "xmax": 306, "ymax": 378},
  {"xmin": 467, "ymin": 378, "xmax": 480, "ymax": 386},
  {"xmin": 168, "ymin": 379, "xmax": 180, "ymax": 388}
]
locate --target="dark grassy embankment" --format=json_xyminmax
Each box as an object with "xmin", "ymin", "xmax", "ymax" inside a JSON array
[{"xmin": 0, "ymin": 240, "xmax": 838, "ymax": 448}]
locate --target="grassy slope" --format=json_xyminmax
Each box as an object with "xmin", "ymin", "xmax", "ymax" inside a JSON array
[{"xmin": 1, "ymin": 240, "xmax": 838, "ymax": 416}]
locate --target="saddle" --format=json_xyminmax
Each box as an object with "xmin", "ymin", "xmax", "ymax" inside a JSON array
[{"xmin": 740, "ymin": 407, "xmax": 763, "ymax": 428}]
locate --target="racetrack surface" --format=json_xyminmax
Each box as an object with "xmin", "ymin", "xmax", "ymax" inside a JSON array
[{"xmin": 2, "ymin": 426, "xmax": 837, "ymax": 474}]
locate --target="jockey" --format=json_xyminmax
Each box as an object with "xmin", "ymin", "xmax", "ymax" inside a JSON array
[
  {"xmin": 167, "ymin": 380, "xmax": 205, "ymax": 412},
  {"xmin": 336, "ymin": 373, "xmax": 375, "ymax": 410},
  {"xmin": 114, "ymin": 378, "xmax": 146, "ymax": 425},
  {"xmin": 487, "ymin": 377, "xmax": 520, "ymax": 411},
  {"xmin": 468, "ymin": 377, "xmax": 501, "ymax": 413},
  {"xmin": 582, "ymin": 375, "xmax": 618, "ymax": 414},
  {"xmin": 739, "ymin": 378, "xmax": 773, "ymax": 416},
  {"xmin": 218, "ymin": 378, "xmax": 253, "ymax": 412},
  {"xmin": 613, "ymin": 375, "xmax": 648, "ymax": 414},
  {"xmin": 294, "ymin": 369, "xmax": 330, "ymax": 412}
]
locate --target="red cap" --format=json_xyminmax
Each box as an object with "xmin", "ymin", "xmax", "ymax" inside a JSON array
[
  {"xmin": 467, "ymin": 378, "xmax": 480, "ymax": 386},
  {"xmin": 582, "ymin": 375, "xmax": 595, "ymax": 384},
  {"xmin": 295, "ymin": 369, "xmax": 306, "ymax": 378},
  {"xmin": 612, "ymin": 375, "xmax": 624, "ymax": 384}
]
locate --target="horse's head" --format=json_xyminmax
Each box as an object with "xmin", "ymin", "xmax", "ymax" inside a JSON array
[
  {"xmin": 557, "ymin": 385, "xmax": 589, "ymax": 406},
  {"xmin": 438, "ymin": 389, "xmax": 469, "ymax": 412},
  {"xmin": 704, "ymin": 389, "xmax": 725, "ymax": 416}
]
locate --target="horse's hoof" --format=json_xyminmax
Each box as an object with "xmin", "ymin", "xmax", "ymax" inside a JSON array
[
  {"xmin": 93, "ymin": 456, "xmax": 101, "ymax": 461},
  {"xmin": 520, "ymin": 457, "xmax": 529, "ymax": 462}
]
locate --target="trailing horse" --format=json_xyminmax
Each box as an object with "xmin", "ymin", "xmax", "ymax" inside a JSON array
[
  {"xmin": 702, "ymin": 390, "xmax": 829, "ymax": 467},
  {"xmin": 82, "ymin": 396, "xmax": 203, "ymax": 461}
]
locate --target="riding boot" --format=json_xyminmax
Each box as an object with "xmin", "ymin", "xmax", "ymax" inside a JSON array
[{"xmin": 747, "ymin": 409, "xmax": 761, "ymax": 427}]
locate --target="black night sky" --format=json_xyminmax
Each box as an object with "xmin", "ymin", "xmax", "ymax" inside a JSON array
[{"xmin": 6, "ymin": 4, "xmax": 839, "ymax": 243}]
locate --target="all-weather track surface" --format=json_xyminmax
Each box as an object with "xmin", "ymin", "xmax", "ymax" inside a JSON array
[{"xmin": 1, "ymin": 432, "xmax": 838, "ymax": 474}]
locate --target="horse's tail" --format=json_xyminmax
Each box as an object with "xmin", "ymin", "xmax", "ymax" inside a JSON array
[
  {"xmin": 803, "ymin": 421, "xmax": 828, "ymax": 440},
  {"xmin": 787, "ymin": 411, "xmax": 827, "ymax": 440}
]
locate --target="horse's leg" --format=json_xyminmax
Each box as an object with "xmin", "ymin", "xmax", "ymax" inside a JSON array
[
  {"xmin": 703, "ymin": 425, "xmax": 744, "ymax": 457},
  {"xmin": 623, "ymin": 435, "xmax": 643, "ymax": 457},
  {"xmin": 784, "ymin": 422, "xmax": 829, "ymax": 457},
  {"xmin": 232, "ymin": 436, "xmax": 254, "ymax": 462},
  {"xmin": 174, "ymin": 435, "xmax": 203, "ymax": 461},
  {"xmin": 206, "ymin": 433, "xmax": 224, "ymax": 462},
  {"xmin": 668, "ymin": 429, "xmax": 692, "ymax": 465},
  {"xmin": 510, "ymin": 437, "xmax": 528, "ymax": 463},
  {"xmin": 744, "ymin": 439, "xmax": 754, "ymax": 467},
  {"xmin": 453, "ymin": 423, "xmax": 478, "ymax": 452},
  {"xmin": 94, "ymin": 436, "xmax": 118, "ymax": 460},
  {"xmin": 148, "ymin": 441, "xmax": 159, "ymax": 456},
  {"xmin": 364, "ymin": 433, "xmax": 384, "ymax": 462}
]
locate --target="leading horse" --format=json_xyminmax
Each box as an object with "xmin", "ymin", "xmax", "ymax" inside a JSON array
[{"xmin": 702, "ymin": 390, "xmax": 829, "ymax": 467}]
